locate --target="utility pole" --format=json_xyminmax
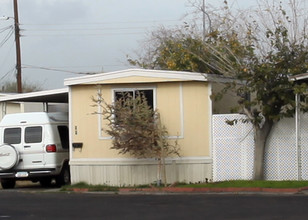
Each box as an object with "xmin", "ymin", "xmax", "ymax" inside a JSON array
[{"xmin": 13, "ymin": 0, "xmax": 22, "ymax": 93}]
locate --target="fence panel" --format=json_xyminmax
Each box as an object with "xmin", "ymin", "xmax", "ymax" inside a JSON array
[
  {"xmin": 212, "ymin": 114, "xmax": 254, "ymax": 181},
  {"xmin": 213, "ymin": 113, "xmax": 308, "ymax": 181}
]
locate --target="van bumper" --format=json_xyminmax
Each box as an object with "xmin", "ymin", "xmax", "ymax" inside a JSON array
[{"xmin": 0, "ymin": 168, "xmax": 57, "ymax": 179}]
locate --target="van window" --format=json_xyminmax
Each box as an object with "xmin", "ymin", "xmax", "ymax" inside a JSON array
[
  {"xmin": 58, "ymin": 126, "xmax": 69, "ymax": 149},
  {"xmin": 25, "ymin": 126, "xmax": 42, "ymax": 143},
  {"xmin": 4, "ymin": 128, "xmax": 21, "ymax": 144}
]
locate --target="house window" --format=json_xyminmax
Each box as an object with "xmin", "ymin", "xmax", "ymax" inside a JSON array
[{"xmin": 114, "ymin": 89, "xmax": 154, "ymax": 109}]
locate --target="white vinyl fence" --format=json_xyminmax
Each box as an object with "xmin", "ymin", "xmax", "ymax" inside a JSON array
[{"xmin": 212, "ymin": 114, "xmax": 308, "ymax": 181}]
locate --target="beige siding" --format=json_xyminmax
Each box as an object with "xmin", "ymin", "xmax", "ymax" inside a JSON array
[
  {"xmin": 70, "ymin": 158, "xmax": 212, "ymax": 186},
  {"xmin": 156, "ymin": 82, "xmax": 182, "ymax": 136},
  {"xmin": 70, "ymin": 80, "xmax": 213, "ymax": 185},
  {"xmin": 180, "ymin": 81, "xmax": 210, "ymax": 156}
]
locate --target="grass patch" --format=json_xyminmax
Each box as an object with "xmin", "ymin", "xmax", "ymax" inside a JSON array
[
  {"xmin": 61, "ymin": 180, "xmax": 308, "ymax": 192},
  {"xmin": 176, "ymin": 180, "xmax": 308, "ymax": 188},
  {"xmin": 61, "ymin": 182, "xmax": 119, "ymax": 192}
]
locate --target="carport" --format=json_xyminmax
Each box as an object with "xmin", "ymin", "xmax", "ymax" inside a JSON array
[
  {"xmin": 0, "ymin": 88, "xmax": 68, "ymax": 113},
  {"xmin": 0, "ymin": 88, "xmax": 71, "ymax": 188}
]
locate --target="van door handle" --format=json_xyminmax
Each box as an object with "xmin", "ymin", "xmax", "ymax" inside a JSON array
[{"xmin": 24, "ymin": 146, "xmax": 31, "ymax": 148}]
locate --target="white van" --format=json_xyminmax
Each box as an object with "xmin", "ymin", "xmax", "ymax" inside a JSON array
[{"xmin": 0, "ymin": 112, "xmax": 70, "ymax": 189}]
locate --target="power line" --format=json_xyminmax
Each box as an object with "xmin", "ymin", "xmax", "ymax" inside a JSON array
[
  {"xmin": 20, "ymin": 19, "xmax": 182, "ymax": 26},
  {"xmin": 23, "ymin": 26, "xmax": 156, "ymax": 32},
  {"xmin": 0, "ymin": 25, "xmax": 13, "ymax": 33},
  {"xmin": 22, "ymin": 64, "xmax": 99, "ymax": 75},
  {"xmin": 0, "ymin": 28, "xmax": 14, "ymax": 48},
  {"xmin": 0, "ymin": 67, "xmax": 15, "ymax": 82},
  {"xmin": 0, "ymin": 41, "xmax": 15, "ymax": 68},
  {"xmin": 22, "ymin": 32, "xmax": 146, "ymax": 37}
]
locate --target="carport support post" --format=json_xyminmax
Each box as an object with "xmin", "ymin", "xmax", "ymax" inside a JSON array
[
  {"xmin": 43, "ymin": 102, "xmax": 48, "ymax": 112},
  {"xmin": 295, "ymin": 93, "xmax": 302, "ymax": 180}
]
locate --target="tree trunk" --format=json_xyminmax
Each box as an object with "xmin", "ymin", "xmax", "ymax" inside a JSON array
[{"xmin": 253, "ymin": 120, "xmax": 273, "ymax": 180}]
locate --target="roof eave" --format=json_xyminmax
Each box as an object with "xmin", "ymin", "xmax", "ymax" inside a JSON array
[{"xmin": 64, "ymin": 68, "xmax": 234, "ymax": 86}]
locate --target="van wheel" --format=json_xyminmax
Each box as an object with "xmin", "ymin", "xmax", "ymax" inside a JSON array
[
  {"xmin": 1, "ymin": 179, "xmax": 16, "ymax": 189},
  {"xmin": 56, "ymin": 165, "xmax": 70, "ymax": 187},
  {"xmin": 40, "ymin": 178, "xmax": 52, "ymax": 187}
]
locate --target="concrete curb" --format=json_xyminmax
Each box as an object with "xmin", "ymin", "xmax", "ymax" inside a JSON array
[
  {"xmin": 67, "ymin": 186, "xmax": 308, "ymax": 194},
  {"xmin": 118, "ymin": 186, "xmax": 308, "ymax": 194}
]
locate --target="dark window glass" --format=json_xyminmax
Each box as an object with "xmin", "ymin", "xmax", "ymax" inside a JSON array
[
  {"xmin": 114, "ymin": 89, "xmax": 154, "ymax": 109},
  {"xmin": 25, "ymin": 126, "xmax": 42, "ymax": 143},
  {"xmin": 115, "ymin": 91, "xmax": 134, "ymax": 104},
  {"xmin": 136, "ymin": 90, "xmax": 154, "ymax": 109},
  {"xmin": 4, "ymin": 128, "xmax": 21, "ymax": 144},
  {"xmin": 58, "ymin": 126, "xmax": 69, "ymax": 149}
]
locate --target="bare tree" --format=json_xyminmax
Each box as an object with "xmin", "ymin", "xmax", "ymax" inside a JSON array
[{"xmin": 93, "ymin": 91, "xmax": 180, "ymax": 186}]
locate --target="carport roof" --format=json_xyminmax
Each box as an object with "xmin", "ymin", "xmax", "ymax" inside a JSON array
[
  {"xmin": 0, "ymin": 88, "xmax": 68, "ymax": 103},
  {"xmin": 289, "ymin": 73, "xmax": 308, "ymax": 82}
]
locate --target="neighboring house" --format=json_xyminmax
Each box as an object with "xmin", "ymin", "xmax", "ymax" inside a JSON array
[{"xmin": 64, "ymin": 69, "xmax": 237, "ymax": 186}]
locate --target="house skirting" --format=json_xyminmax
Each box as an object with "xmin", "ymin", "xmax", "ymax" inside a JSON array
[{"xmin": 69, "ymin": 157, "xmax": 212, "ymax": 186}]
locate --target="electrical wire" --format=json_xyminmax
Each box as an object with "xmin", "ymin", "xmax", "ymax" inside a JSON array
[
  {"xmin": 0, "ymin": 41, "xmax": 15, "ymax": 68},
  {"xmin": 22, "ymin": 64, "xmax": 99, "ymax": 75},
  {"xmin": 0, "ymin": 25, "xmax": 13, "ymax": 34},
  {"xmin": 20, "ymin": 19, "xmax": 181, "ymax": 26},
  {"xmin": 0, "ymin": 28, "xmax": 14, "ymax": 48},
  {"xmin": 23, "ymin": 26, "xmax": 155, "ymax": 32},
  {"xmin": 20, "ymin": 19, "xmax": 182, "ymax": 37},
  {"xmin": 0, "ymin": 67, "xmax": 15, "ymax": 82},
  {"xmin": 22, "ymin": 32, "xmax": 146, "ymax": 37}
]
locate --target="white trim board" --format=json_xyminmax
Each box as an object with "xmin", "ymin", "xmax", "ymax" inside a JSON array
[
  {"xmin": 69, "ymin": 156, "xmax": 213, "ymax": 166},
  {"xmin": 64, "ymin": 69, "xmax": 234, "ymax": 86}
]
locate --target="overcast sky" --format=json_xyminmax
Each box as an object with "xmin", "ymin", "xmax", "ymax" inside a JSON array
[{"xmin": 0, "ymin": 0, "xmax": 258, "ymax": 90}]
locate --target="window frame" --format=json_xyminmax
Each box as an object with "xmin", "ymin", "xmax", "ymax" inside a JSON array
[{"xmin": 98, "ymin": 87, "xmax": 156, "ymax": 140}]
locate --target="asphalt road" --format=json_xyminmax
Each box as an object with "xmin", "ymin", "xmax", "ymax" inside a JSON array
[{"xmin": 1, "ymin": 189, "xmax": 308, "ymax": 220}]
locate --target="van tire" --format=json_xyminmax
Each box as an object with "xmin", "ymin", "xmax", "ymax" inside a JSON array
[
  {"xmin": 56, "ymin": 164, "xmax": 70, "ymax": 187},
  {"xmin": 1, "ymin": 179, "xmax": 16, "ymax": 189},
  {"xmin": 40, "ymin": 178, "xmax": 52, "ymax": 187}
]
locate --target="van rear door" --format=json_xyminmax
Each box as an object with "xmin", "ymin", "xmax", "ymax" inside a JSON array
[{"xmin": 22, "ymin": 126, "xmax": 45, "ymax": 170}]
